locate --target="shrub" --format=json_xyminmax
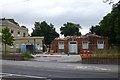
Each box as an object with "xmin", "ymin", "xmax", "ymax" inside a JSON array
[
  {"xmin": 92, "ymin": 48, "xmax": 120, "ymax": 58},
  {"xmin": 21, "ymin": 51, "xmax": 33, "ymax": 59}
]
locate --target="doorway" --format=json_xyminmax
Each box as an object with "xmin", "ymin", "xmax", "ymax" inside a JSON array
[{"xmin": 69, "ymin": 41, "xmax": 78, "ymax": 53}]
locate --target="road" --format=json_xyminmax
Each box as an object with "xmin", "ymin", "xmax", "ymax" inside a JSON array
[
  {"xmin": 2, "ymin": 64, "xmax": 118, "ymax": 78},
  {"xmin": 1, "ymin": 60, "xmax": 119, "ymax": 80}
]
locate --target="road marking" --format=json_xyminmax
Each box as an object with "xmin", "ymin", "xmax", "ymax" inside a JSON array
[
  {"xmin": 74, "ymin": 66, "xmax": 111, "ymax": 71},
  {"xmin": 0, "ymin": 73, "xmax": 14, "ymax": 78},
  {"xmin": 1, "ymin": 73, "xmax": 46, "ymax": 78}
]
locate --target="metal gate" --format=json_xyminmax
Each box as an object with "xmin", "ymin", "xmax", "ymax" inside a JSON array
[{"xmin": 26, "ymin": 45, "xmax": 34, "ymax": 54}]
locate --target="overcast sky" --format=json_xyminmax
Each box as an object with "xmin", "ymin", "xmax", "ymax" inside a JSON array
[{"xmin": 0, "ymin": 0, "xmax": 119, "ymax": 36}]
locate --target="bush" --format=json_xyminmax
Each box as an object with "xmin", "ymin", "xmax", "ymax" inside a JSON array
[
  {"xmin": 93, "ymin": 48, "xmax": 119, "ymax": 54},
  {"xmin": 91, "ymin": 48, "xmax": 120, "ymax": 58},
  {"xmin": 21, "ymin": 51, "xmax": 33, "ymax": 59},
  {"xmin": 1, "ymin": 51, "xmax": 9, "ymax": 54},
  {"xmin": 91, "ymin": 54, "xmax": 119, "ymax": 58}
]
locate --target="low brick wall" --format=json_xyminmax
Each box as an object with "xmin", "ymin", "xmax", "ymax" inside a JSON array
[
  {"xmin": 0, "ymin": 54, "xmax": 25, "ymax": 60},
  {"xmin": 81, "ymin": 57, "xmax": 119, "ymax": 64}
]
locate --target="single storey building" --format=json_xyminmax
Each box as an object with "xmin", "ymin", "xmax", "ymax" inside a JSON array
[{"xmin": 51, "ymin": 34, "xmax": 108, "ymax": 54}]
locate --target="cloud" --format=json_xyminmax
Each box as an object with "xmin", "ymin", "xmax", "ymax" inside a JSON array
[{"xmin": 1, "ymin": 0, "xmax": 118, "ymax": 35}]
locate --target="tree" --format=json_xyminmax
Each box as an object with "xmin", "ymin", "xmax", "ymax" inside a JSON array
[
  {"xmin": 60, "ymin": 22, "xmax": 82, "ymax": 37},
  {"xmin": 103, "ymin": 0, "xmax": 114, "ymax": 4},
  {"xmin": 89, "ymin": 25, "xmax": 103, "ymax": 36},
  {"xmin": 31, "ymin": 21, "xmax": 59, "ymax": 47},
  {"xmin": 2, "ymin": 27, "xmax": 15, "ymax": 53},
  {"xmin": 89, "ymin": 1, "xmax": 120, "ymax": 47}
]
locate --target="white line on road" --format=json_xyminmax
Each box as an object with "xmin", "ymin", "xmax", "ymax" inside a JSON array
[
  {"xmin": 74, "ymin": 66, "xmax": 111, "ymax": 71},
  {"xmin": 1, "ymin": 73, "xmax": 46, "ymax": 78}
]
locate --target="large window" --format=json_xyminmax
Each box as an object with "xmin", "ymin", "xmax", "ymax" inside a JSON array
[
  {"xmin": 82, "ymin": 41, "xmax": 89, "ymax": 49},
  {"xmin": 58, "ymin": 41, "xmax": 64, "ymax": 49},
  {"xmin": 97, "ymin": 41, "xmax": 104, "ymax": 49}
]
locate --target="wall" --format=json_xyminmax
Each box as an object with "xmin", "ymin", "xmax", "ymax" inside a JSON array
[{"xmin": 2, "ymin": 37, "xmax": 44, "ymax": 53}]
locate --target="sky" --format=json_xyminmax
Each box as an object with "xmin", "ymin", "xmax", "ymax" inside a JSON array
[{"xmin": 0, "ymin": 0, "xmax": 119, "ymax": 37}]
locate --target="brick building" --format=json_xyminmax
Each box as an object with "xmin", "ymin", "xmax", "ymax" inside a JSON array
[{"xmin": 51, "ymin": 34, "xmax": 108, "ymax": 54}]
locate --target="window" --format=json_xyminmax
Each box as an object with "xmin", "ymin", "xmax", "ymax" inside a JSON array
[
  {"xmin": 11, "ymin": 30, "xmax": 14, "ymax": 33},
  {"xmin": 18, "ymin": 31, "xmax": 20, "ymax": 34},
  {"xmin": 70, "ymin": 42, "xmax": 76, "ymax": 44},
  {"xmin": 18, "ymin": 31, "xmax": 20, "ymax": 38},
  {"xmin": 58, "ymin": 41, "xmax": 64, "ymax": 49},
  {"xmin": 10, "ymin": 46, "xmax": 14, "ymax": 48},
  {"xmin": 82, "ymin": 41, "xmax": 89, "ymax": 49},
  {"xmin": 10, "ymin": 30, "xmax": 14, "ymax": 37},
  {"xmin": 16, "ymin": 44, "xmax": 19, "ymax": 48},
  {"xmin": 36, "ymin": 44, "xmax": 40, "ymax": 50},
  {"xmin": 23, "ymin": 33, "xmax": 25, "ymax": 37},
  {"xmin": 97, "ymin": 41, "xmax": 104, "ymax": 49},
  {"xmin": 22, "ymin": 43, "xmax": 26, "ymax": 46}
]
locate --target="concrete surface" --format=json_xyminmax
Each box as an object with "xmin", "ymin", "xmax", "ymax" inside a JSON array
[{"xmin": 31, "ymin": 54, "xmax": 82, "ymax": 62}]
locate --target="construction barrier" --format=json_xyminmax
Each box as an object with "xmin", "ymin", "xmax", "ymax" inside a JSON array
[{"xmin": 80, "ymin": 50, "xmax": 93, "ymax": 57}]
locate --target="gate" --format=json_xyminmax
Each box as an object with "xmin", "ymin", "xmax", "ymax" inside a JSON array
[{"xmin": 26, "ymin": 45, "xmax": 34, "ymax": 54}]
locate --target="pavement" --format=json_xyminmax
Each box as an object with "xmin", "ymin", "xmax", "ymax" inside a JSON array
[{"xmin": 31, "ymin": 54, "xmax": 82, "ymax": 62}]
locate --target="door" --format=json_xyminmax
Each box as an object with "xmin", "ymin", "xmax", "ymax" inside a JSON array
[
  {"xmin": 69, "ymin": 42, "xmax": 78, "ymax": 53},
  {"xmin": 21, "ymin": 43, "xmax": 26, "ymax": 52}
]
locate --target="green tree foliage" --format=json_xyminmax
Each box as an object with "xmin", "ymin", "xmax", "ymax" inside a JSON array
[
  {"xmin": 103, "ymin": 0, "xmax": 114, "ymax": 4},
  {"xmin": 60, "ymin": 22, "xmax": 82, "ymax": 37},
  {"xmin": 31, "ymin": 21, "xmax": 59, "ymax": 46},
  {"xmin": 2, "ymin": 27, "xmax": 15, "ymax": 53},
  {"xmin": 89, "ymin": 1, "xmax": 120, "ymax": 46}
]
